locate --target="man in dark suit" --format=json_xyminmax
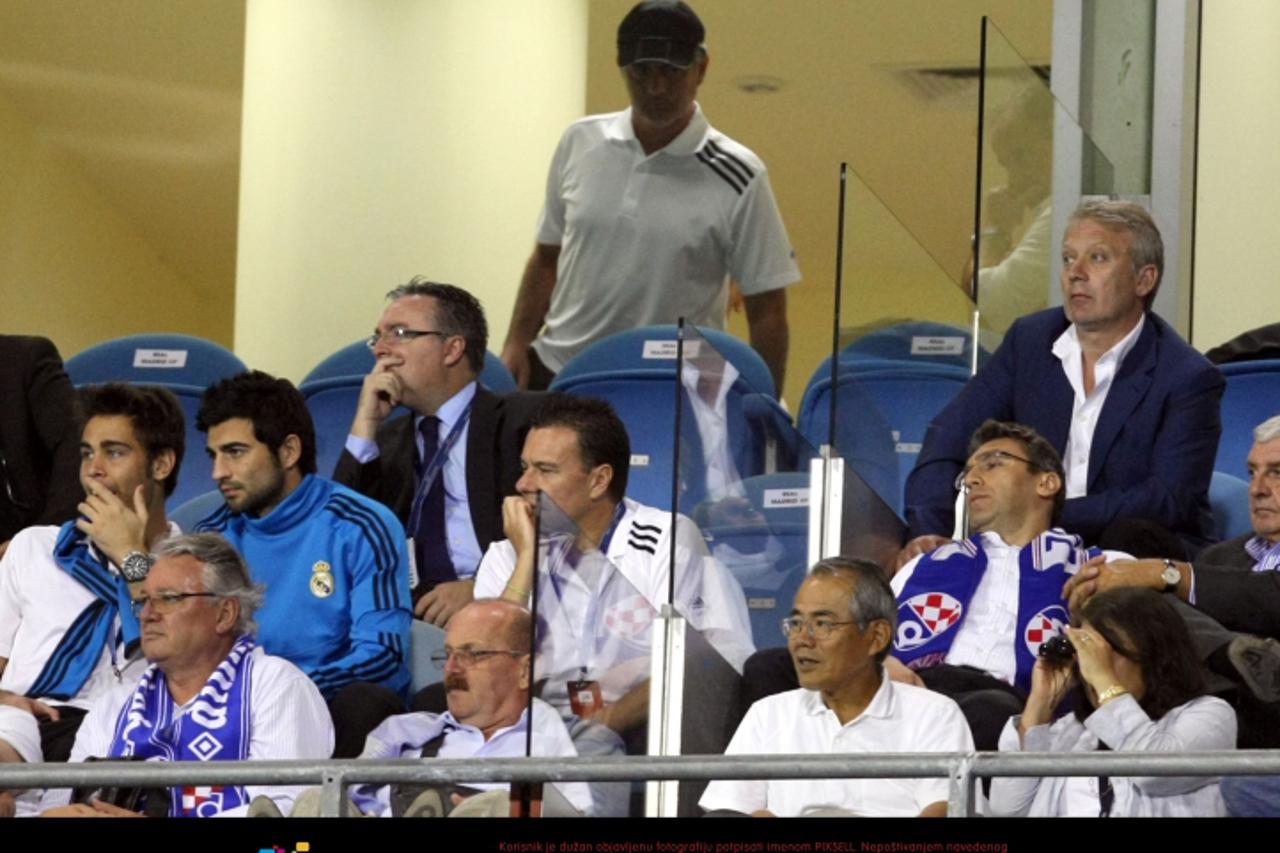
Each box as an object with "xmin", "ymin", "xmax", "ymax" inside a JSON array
[
  {"xmin": 0, "ymin": 336, "xmax": 83, "ymax": 559},
  {"xmin": 333, "ymin": 279, "xmax": 542, "ymax": 627},
  {"xmin": 1067, "ymin": 413, "xmax": 1280, "ymax": 657},
  {"xmin": 903, "ymin": 200, "xmax": 1223, "ymax": 563}
]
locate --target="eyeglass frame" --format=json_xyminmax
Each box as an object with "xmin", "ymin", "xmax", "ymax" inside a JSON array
[
  {"xmin": 429, "ymin": 646, "xmax": 527, "ymax": 670},
  {"xmin": 780, "ymin": 615, "xmax": 858, "ymax": 641},
  {"xmin": 364, "ymin": 328, "xmax": 450, "ymax": 350},
  {"xmin": 953, "ymin": 449, "xmax": 1037, "ymax": 492},
  {"xmin": 131, "ymin": 591, "xmax": 220, "ymax": 617}
]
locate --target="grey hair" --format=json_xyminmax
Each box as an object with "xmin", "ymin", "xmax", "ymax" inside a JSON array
[
  {"xmin": 1255, "ymin": 415, "xmax": 1280, "ymax": 445},
  {"xmin": 808, "ymin": 556, "xmax": 897, "ymax": 664},
  {"xmin": 153, "ymin": 533, "xmax": 265, "ymax": 636},
  {"xmin": 1067, "ymin": 199, "xmax": 1164, "ymax": 307}
]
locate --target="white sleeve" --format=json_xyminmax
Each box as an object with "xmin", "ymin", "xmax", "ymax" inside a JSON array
[
  {"xmin": 231, "ymin": 657, "xmax": 335, "ymax": 817},
  {"xmin": 668, "ymin": 520, "xmax": 755, "ymax": 672},
  {"xmin": 37, "ymin": 684, "xmax": 123, "ymax": 811},
  {"xmin": 473, "ymin": 541, "xmax": 517, "ymax": 600},
  {"xmin": 890, "ymin": 553, "xmax": 923, "ymax": 596},
  {"xmin": 987, "ymin": 715, "xmax": 1042, "ymax": 817},
  {"xmin": 905, "ymin": 691, "xmax": 975, "ymax": 813},
  {"xmin": 0, "ymin": 532, "xmax": 32, "ymax": 658},
  {"xmin": 728, "ymin": 168, "xmax": 800, "ymax": 296},
  {"xmin": 533, "ymin": 126, "xmax": 572, "ymax": 246},
  {"xmin": 697, "ymin": 702, "xmax": 770, "ymax": 814},
  {"xmin": 1085, "ymin": 694, "xmax": 1237, "ymax": 796}
]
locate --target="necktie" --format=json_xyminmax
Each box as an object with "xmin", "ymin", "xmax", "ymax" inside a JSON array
[{"xmin": 415, "ymin": 416, "xmax": 456, "ymax": 588}]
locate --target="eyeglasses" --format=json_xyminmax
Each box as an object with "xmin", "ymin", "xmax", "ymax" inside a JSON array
[
  {"xmin": 365, "ymin": 328, "xmax": 449, "ymax": 349},
  {"xmin": 954, "ymin": 449, "xmax": 1035, "ymax": 491},
  {"xmin": 429, "ymin": 647, "xmax": 525, "ymax": 670},
  {"xmin": 780, "ymin": 616, "xmax": 856, "ymax": 641},
  {"xmin": 132, "ymin": 592, "xmax": 219, "ymax": 616}
]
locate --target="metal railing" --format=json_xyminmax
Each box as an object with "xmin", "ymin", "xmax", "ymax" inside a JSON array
[{"xmin": 4, "ymin": 750, "xmax": 1278, "ymax": 816}]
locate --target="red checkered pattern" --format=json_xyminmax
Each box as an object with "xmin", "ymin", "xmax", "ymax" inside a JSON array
[
  {"xmin": 1025, "ymin": 613, "xmax": 1064, "ymax": 648},
  {"xmin": 604, "ymin": 594, "xmax": 657, "ymax": 637},
  {"xmin": 908, "ymin": 593, "xmax": 962, "ymax": 634},
  {"xmin": 181, "ymin": 786, "xmax": 224, "ymax": 816}
]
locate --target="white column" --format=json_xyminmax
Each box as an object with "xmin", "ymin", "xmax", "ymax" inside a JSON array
[{"xmin": 235, "ymin": 0, "xmax": 587, "ymax": 380}]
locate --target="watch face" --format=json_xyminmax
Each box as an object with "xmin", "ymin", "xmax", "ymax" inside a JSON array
[
  {"xmin": 121, "ymin": 554, "xmax": 152, "ymax": 582},
  {"xmin": 1161, "ymin": 564, "xmax": 1181, "ymax": 589}
]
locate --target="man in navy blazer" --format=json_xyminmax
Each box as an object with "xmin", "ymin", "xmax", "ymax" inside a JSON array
[{"xmin": 904, "ymin": 200, "xmax": 1223, "ymax": 560}]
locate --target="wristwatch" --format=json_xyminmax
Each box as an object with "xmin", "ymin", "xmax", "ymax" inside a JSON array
[
  {"xmin": 1160, "ymin": 558, "xmax": 1182, "ymax": 593},
  {"xmin": 120, "ymin": 550, "xmax": 155, "ymax": 583}
]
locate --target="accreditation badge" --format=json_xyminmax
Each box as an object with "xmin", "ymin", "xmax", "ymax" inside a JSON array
[
  {"xmin": 567, "ymin": 678, "xmax": 604, "ymax": 716},
  {"xmin": 310, "ymin": 560, "xmax": 335, "ymax": 598}
]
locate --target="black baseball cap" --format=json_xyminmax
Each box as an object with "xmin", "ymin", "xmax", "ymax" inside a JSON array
[{"xmin": 616, "ymin": 1, "xmax": 705, "ymax": 68}]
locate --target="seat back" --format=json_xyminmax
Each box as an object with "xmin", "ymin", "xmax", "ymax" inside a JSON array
[
  {"xmin": 1209, "ymin": 471, "xmax": 1252, "ymax": 541},
  {"xmin": 1216, "ymin": 360, "xmax": 1280, "ymax": 473},
  {"xmin": 169, "ymin": 489, "xmax": 225, "ymax": 532},
  {"xmin": 842, "ymin": 321, "xmax": 987, "ymax": 370},
  {"xmin": 65, "ymin": 334, "xmax": 246, "ymax": 388},
  {"xmin": 410, "ymin": 620, "xmax": 447, "ymax": 693},
  {"xmin": 299, "ymin": 376, "xmax": 411, "ymax": 478}
]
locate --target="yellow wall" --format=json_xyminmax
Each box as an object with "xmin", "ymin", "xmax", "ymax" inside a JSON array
[
  {"xmin": 1192, "ymin": 0, "xmax": 1280, "ymax": 350},
  {"xmin": 234, "ymin": 0, "xmax": 588, "ymax": 381},
  {"xmin": 0, "ymin": 91, "xmax": 228, "ymax": 358}
]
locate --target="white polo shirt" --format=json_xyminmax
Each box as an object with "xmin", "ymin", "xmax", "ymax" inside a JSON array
[
  {"xmin": 532, "ymin": 104, "xmax": 800, "ymax": 371},
  {"xmin": 699, "ymin": 678, "xmax": 974, "ymax": 817}
]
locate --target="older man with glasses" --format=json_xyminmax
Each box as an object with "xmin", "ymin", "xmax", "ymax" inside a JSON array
[
  {"xmin": 347, "ymin": 598, "xmax": 591, "ymax": 818},
  {"xmin": 39, "ymin": 533, "xmax": 332, "ymax": 818},
  {"xmin": 700, "ymin": 557, "xmax": 971, "ymax": 817}
]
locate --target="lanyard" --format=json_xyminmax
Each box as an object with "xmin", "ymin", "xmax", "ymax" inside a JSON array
[
  {"xmin": 546, "ymin": 503, "xmax": 627, "ymax": 676},
  {"xmin": 407, "ymin": 407, "xmax": 471, "ymax": 536}
]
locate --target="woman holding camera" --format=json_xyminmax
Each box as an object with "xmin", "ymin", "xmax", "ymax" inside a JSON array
[{"xmin": 989, "ymin": 587, "xmax": 1235, "ymax": 817}]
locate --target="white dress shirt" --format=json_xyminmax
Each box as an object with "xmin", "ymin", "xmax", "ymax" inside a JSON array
[{"xmin": 1051, "ymin": 315, "xmax": 1145, "ymax": 498}]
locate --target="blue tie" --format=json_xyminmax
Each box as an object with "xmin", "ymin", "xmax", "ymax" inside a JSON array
[{"xmin": 415, "ymin": 416, "xmax": 456, "ymax": 588}]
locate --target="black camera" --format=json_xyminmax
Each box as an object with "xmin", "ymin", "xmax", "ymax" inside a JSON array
[{"xmin": 1038, "ymin": 634, "xmax": 1076, "ymax": 667}]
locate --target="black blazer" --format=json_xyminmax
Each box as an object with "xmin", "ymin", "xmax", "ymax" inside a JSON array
[
  {"xmin": 0, "ymin": 335, "xmax": 84, "ymax": 542},
  {"xmin": 332, "ymin": 387, "xmax": 545, "ymax": 555},
  {"xmin": 1193, "ymin": 534, "xmax": 1280, "ymax": 638}
]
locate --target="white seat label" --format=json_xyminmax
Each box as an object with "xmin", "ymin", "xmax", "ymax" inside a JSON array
[
  {"xmin": 909, "ymin": 336, "xmax": 964, "ymax": 356},
  {"xmin": 132, "ymin": 349, "xmax": 188, "ymax": 368},
  {"xmin": 763, "ymin": 487, "xmax": 809, "ymax": 508}
]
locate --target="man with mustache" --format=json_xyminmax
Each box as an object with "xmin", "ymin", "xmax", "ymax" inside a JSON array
[
  {"xmin": 903, "ymin": 200, "xmax": 1223, "ymax": 563},
  {"xmin": 0, "ymin": 384, "xmax": 183, "ymax": 815},
  {"xmin": 350, "ymin": 598, "xmax": 591, "ymax": 817},
  {"xmin": 192, "ymin": 371, "xmax": 410, "ymax": 758},
  {"xmin": 500, "ymin": 0, "xmax": 800, "ymax": 394}
]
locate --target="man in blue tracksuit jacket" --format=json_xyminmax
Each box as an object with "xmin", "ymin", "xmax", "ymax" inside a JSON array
[{"xmin": 192, "ymin": 371, "xmax": 411, "ymax": 756}]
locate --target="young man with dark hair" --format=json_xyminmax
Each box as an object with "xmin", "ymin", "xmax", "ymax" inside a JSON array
[
  {"xmin": 0, "ymin": 384, "xmax": 184, "ymax": 812},
  {"xmin": 335, "ymin": 278, "xmax": 543, "ymax": 629},
  {"xmin": 193, "ymin": 370, "xmax": 411, "ymax": 757}
]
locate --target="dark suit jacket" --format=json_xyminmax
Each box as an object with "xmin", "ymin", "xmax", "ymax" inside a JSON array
[
  {"xmin": 1192, "ymin": 533, "xmax": 1280, "ymax": 638},
  {"xmin": 905, "ymin": 309, "xmax": 1224, "ymax": 547},
  {"xmin": 332, "ymin": 387, "xmax": 545, "ymax": 558},
  {"xmin": 0, "ymin": 336, "xmax": 83, "ymax": 543}
]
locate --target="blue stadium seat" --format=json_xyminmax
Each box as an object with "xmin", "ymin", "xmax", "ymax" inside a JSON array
[
  {"xmin": 797, "ymin": 361, "xmax": 967, "ymax": 517},
  {"xmin": 1209, "ymin": 471, "xmax": 1252, "ymax": 541},
  {"xmin": 302, "ymin": 340, "xmax": 517, "ymax": 392},
  {"xmin": 298, "ymin": 376, "xmax": 410, "ymax": 480},
  {"xmin": 169, "ymin": 489, "xmax": 225, "ymax": 532},
  {"xmin": 65, "ymin": 333, "xmax": 246, "ymax": 388},
  {"xmin": 410, "ymin": 620, "xmax": 447, "ymax": 692},
  {"xmin": 1215, "ymin": 360, "xmax": 1280, "ymax": 474},
  {"xmin": 699, "ymin": 472, "xmax": 811, "ymax": 646},
  {"xmin": 550, "ymin": 326, "xmax": 798, "ymax": 512},
  {"xmin": 841, "ymin": 321, "xmax": 988, "ymax": 370}
]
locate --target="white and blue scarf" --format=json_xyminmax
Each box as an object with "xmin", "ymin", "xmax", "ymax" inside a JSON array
[
  {"xmin": 894, "ymin": 529, "xmax": 1097, "ymax": 692},
  {"xmin": 28, "ymin": 522, "xmax": 140, "ymax": 701},
  {"xmin": 108, "ymin": 635, "xmax": 256, "ymax": 817}
]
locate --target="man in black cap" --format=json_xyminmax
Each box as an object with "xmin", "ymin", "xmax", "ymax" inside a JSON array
[{"xmin": 500, "ymin": 0, "xmax": 800, "ymax": 394}]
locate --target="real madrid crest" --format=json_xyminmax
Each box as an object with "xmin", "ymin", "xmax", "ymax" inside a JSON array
[{"xmin": 310, "ymin": 560, "xmax": 335, "ymax": 598}]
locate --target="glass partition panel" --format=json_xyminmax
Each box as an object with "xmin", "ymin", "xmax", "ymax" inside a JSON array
[
  {"xmin": 825, "ymin": 166, "xmax": 977, "ymax": 520},
  {"xmin": 975, "ymin": 18, "xmax": 1117, "ymax": 343}
]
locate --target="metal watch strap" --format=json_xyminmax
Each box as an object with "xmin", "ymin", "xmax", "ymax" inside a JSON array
[{"xmin": 120, "ymin": 550, "xmax": 155, "ymax": 582}]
